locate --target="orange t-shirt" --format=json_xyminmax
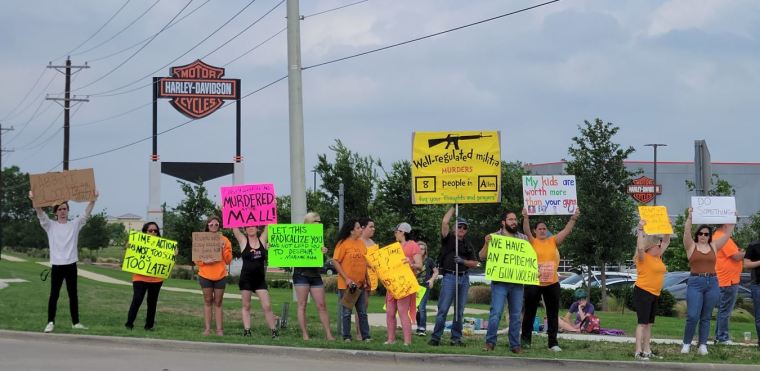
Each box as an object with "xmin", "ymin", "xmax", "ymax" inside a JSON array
[
  {"xmin": 531, "ymin": 236, "xmax": 560, "ymax": 286},
  {"xmin": 635, "ymin": 252, "xmax": 667, "ymax": 296},
  {"xmin": 333, "ymin": 238, "xmax": 367, "ymax": 290},
  {"xmin": 132, "ymin": 274, "xmax": 163, "ymax": 283},
  {"xmin": 195, "ymin": 235, "xmax": 233, "ymax": 281},
  {"xmin": 714, "ymin": 230, "xmax": 742, "ymax": 287}
]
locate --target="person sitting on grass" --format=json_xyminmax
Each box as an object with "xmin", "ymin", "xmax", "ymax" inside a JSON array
[{"xmin": 558, "ymin": 289, "xmax": 594, "ymax": 333}]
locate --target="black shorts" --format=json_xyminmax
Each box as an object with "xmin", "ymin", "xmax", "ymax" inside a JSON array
[
  {"xmin": 633, "ymin": 285, "xmax": 658, "ymax": 324},
  {"xmin": 292, "ymin": 272, "xmax": 324, "ymax": 288},
  {"xmin": 199, "ymin": 276, "xmax": 227, "ymax": 289},
  {"xmin": 239, "ymin": 271, "xmax": 268, "ymax": 292}
]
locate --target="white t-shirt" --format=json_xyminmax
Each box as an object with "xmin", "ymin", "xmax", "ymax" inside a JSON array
[{"xmin": 37, "ymin": 213, "xmax": 86, "ymax": 265}]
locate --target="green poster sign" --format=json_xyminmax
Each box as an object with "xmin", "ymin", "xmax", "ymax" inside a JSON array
[
  {"xmin": 267, "ymin": 224, "xmax": 324, "ymax": 268},
  {"xmin": 484, "ymin": 234, "xmax": 539, "ymax": 285},
  {"xmin": 121, "ymin": 231, "xmax": 177, "ymax": 279}
]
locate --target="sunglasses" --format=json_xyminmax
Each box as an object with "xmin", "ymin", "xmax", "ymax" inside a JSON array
[
  {"xmin": 314, "ymin": 220, "xmax": 322, "ymax": 223},
  {"xmin": 697, "ymin": 232, "xmax": 710, "ymax": 236},
  {"xmin": 147, "ymin": 229, "xmax": 159, "ymax": 233},
  {"xmin": 457, "ymin": 225, "xmax": 468, "ymax": 230}
]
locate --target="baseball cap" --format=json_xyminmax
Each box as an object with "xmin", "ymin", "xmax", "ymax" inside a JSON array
[
  {"xmin": 574, "ymin": 289, "xmax": 587, "ymax": 300},
  {"xmin": 395, "ymin": 222, "xmax": 412, "ymax": 233},
  {"xmin": 456, "ymin": 217, "xmax": 469, "ymax": 227}
]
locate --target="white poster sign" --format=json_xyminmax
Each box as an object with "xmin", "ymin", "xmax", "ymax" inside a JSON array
[
  {"xmin": 691, "ymin": 196, "xmax": 736, "ymax": 224},
  {"xmin": 522, "ymin": 175, "xmax": 577, "ymax": 215}
]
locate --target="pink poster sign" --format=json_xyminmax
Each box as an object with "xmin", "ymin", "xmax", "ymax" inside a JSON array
[{"xmin": 220, "ymin": 183, "xmax": 277, "ymax": 228}]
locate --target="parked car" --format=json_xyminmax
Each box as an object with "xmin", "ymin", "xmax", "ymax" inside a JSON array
[
  {"xmin": 468, "ymin": 273, "xmax": 491, "ymax": 285},
  {"xmin": 588, "ymin": 277, "xmax": 636, "ymax": 290},
  {"xmin": 559, "ymin": 271, "xmax": 637, "ymax": 289},
  {"xmin": 665, "ymin": 272, "xmax": 752, "ymax": 301}
]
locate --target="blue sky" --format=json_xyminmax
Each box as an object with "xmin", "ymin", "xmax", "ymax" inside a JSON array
[{"xmin": 2, "ymin": 0, "xmax": 759, "ymax": 217}]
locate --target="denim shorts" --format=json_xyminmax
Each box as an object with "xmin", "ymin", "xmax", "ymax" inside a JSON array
[
  {"xmin": 198, "ymin": 276, "xmax": 227, "ymax": 289},
  {"xmin": 292, "ymin": 272, "xmax": 324, "ymax": 288}
]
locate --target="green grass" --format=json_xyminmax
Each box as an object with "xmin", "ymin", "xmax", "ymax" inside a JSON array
[{"xmin": 1, "ymin": 257, "xmax": 759, "ymax": 364}]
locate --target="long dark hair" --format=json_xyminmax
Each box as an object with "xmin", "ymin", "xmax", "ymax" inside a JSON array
[
  {"xmin": 204, "ymin": 216, "xmax": 221, "ymax": 232},
  {"xmin": 358, "ymin": 217, "xmax": 373, "ymax": 228},
  {"xmin": 141, "ymin": 222, "xmax": 161, "ymax": 237},
  {"xmin": 693, "ymin": 225, "xmax": 713, "ymax": 244},
  {"xmin": 336, "ymin": 219, "xmax": 358, "ymax": 245}
]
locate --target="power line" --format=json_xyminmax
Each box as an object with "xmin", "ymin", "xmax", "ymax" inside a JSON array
[
  {"xmin": 73, "ymin": 0, "xmax": 195, "ymax": 92},
  {"xmin": 71, "ymin": 0, "xmax": 163, "ymax": 57},
  {"xmin": 303, "ymin": 0, "xmax": 368, "ymax": 19},
  {"xmin": 198, "ymin": 0, "xmax": 285, "ymax": 61},
  {"xmin": 0, "ymin": 67, "xmax": 48, "ymax": 120},
  {"xmin": 52, "ymin": 0, "xmax": 133, "ymax": 62},
  {"xmin": 303, "ymin": 0, "xmax": 560, "ymax": 71},
  {"xmin": 87, "ymin": 0, "xmax": 211, "ymax": 63},
  {"xmin": 2, "ymin": 72, "xmax": 59, "ymax": 122},
  {"xmin": 223, "ymin": 26, "xmax": 286, "ymax": 67}
]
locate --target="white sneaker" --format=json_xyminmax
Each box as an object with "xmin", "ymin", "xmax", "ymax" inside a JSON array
[
  {"xmin": 72, "ymin": 323, "xmax": 88, "ymax": 330},
  {"xmin": 716, "ymin": 340, "xmax": 735, "ymax": 345},
  {"xmin": 698, "ymin": 344, "xmax": 708, "ymax": 355},
  {"xmin": 680, "ymin": 344, "xmax": 690, "ymax": 354},
  {"xmin": 43, "ymin": 322, "xmax": 54, "ymax": 333},
  {"xmin": 549, "ymin": 345, "xmax": 562, "ymax": 352}
]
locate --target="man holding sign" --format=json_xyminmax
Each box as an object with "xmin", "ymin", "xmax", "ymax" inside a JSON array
[{"xmin": 30, "ymin": 190, "xmax": 98, "ymax": 333}]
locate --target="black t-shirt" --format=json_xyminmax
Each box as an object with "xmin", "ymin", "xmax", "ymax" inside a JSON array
[
  {"xmin": 417, "ymin": 257, "xmax": 436, "ymax": 284},
  {"xmin": 438, "ymin": 232, "xmax": 475, "ymax": 272},
  {"xmin": 745, "ymin": 240, "xmax": 760, "ymax": 285}
]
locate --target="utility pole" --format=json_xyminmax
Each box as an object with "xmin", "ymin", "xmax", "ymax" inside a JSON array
[
  {"xmin": 46, "ymin": 58, "xmax": 89, "ymax": 170},
  {"xmin": 0, "ymin": 125, "xmax": 14, "ymax": 261},
  {"xmin": 287, "ymin": 0, "xmax": 307, "ymax": 224},
  {"xmin": 644, "ymin": 143, "xmax": 667, "ymax": 205}
]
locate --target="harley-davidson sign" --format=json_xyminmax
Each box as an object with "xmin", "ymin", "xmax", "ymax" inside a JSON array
[
  {"xmin": 627, "ymin": 176, "xmax": 662, "ymax": 204},
  {"xmin": 158, "ymin": 60, "xmax": 239, "ymax": 119}
]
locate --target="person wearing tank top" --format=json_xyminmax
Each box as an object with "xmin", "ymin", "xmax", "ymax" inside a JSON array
[
  {"xmin": 680, "ymin": 208, "xmax": 734, "ymax": 356},
  {"xmin": 232, "ymin": 225, "xmax": 278, "ymax": 339}
]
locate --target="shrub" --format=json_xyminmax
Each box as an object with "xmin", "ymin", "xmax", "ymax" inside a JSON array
[
  {"xmin": 170, "ymin": 266, "xmax": 195, "ymax": 280},
  {"xmin": 467, "ymin": 285, "xmax": 491, "ymax": 304},
  {"xmin": 268, "ymin": 279, "xmax": 292, "ymax": 289},
  {"xmin": 730, "ymin": 308, "xmax": 755, "ymax": 323},
  {"xmin": 323, "ymin": 276, "xmax": 338, "ymax": 293},
  {"xmin": 611, "ymin": 286, "xmax": 676, "ymax": 317}
]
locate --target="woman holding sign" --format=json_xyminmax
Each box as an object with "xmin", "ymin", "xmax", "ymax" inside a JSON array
[
  {"xmin": 125, "ymin": 222, "xmax": 168, "ymax": 331},
  {"xmin": 195, "ymin": 216, "xmax": 233, "ymax": 336},
  {"xmin": 632, "ymin": 219, "xmax": 670, "ymax": 361},
  {"xmin": 521, "ymin": 207, "xmax": 579, "ymax": 352},
  {"xmin": 384, "ymin": 222, "xmax": 422, "ymax": 345},
  {"xmin": 292, "ymin": 212, "xmax": 334, "ymax": 341},
  {"xmin": 232, "ymin": 225, "xmax": 278, "ymax": 339},
  {"xmin": 681, "ymin": 208, "xmax": 734, "ymax": 355},
  {"xmin": 332, "ymin": 219, "xmax": 371, "ymax": 342}
]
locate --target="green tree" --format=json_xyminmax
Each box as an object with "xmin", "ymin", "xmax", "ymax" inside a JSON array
[
  {"xmin": 563, "ymin": 119, "xmax": 638, "ymax": 310},
  {"xmin": 1, "ymin": 166, "xmax": 47, "ymax": 250},
  {"xmin": 106, "ymin": 222, "xmax": 127, "ymax": 247},
  {"xmin": 163, "ymin": 181, "xmax": 217, "ymax": 264},
  {"xmin": 78, "ymin": 212, "xmax": 110, "ymax": 250}
]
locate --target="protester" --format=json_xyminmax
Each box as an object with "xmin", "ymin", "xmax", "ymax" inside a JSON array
[
  {"xmin": 415, "ymin": 241, "xmax": 439, "ymax": 336},
  {"xmin": 195, "ymin": 216, "xmax": 233, "ymax": 336},
  {"xmin": 30, "ymin": 190, "xmax": 98, "ymax": 333},
  {"xmin": 355, "ymin": 217, "xmax": 376, "ymax": 339},
  {"xmin": 743, "ymin": 240, "xmax": 760, "ymax": 347},
  {"xmin": 681, "ymin": 208, "xmax": 733, "ymax": 355},
  {"xmin": 558, "ymin": 289, "xmax": 594, "ymax": 333},
  {"xmin": 232, "ymin": 225, "xmax": 278, "ymax": 339},
  {"xmin": 520, "ymin": 208, "xmax": 580, "ymax": 352},
  {"xmin": 632, "ymin": 219, "xmax": 671, "ymax": 361},
  {"xmin": 429, "ymin": 207, "xmax": 479, "ymax": 347},
  {"xmin": 713, "ymin": 224, "xmax": 745, "ymax": 345},
  {"xmin": 125, "ymin": 222, "xmax": 168, "ymax": 331},
  {"xmin": 385, "ymin": 222, "xmax": 422, "ymax": 345},
  {"xmin": 290, "ymin": 212, "xmax": 334, "ymax": 341},
  {"xmin": 332, "ymin": 219, "xmax": 371, "ymax": 341},
  {"xmin": 479, "ymin": 210, "xmax": 528, "ymax": 353}
]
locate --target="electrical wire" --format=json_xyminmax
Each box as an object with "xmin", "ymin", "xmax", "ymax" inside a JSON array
[
  {"xmin": 1, "ymin": 68, "xmax": 48, "ymax": 120},
  {"xmin": 71, "ymin": 0, "xmax": 162, "ymax": 57},
  {"xmin": 2, "ymin": 72, "xmax": 58, "ymax": 122},
  {"xmin": 303, "ymin": 0, "xmax": 368, "ymax": 19},
  {"xmin": 52, "ymin": 0, "xmax": 133, "ymax": 62}
]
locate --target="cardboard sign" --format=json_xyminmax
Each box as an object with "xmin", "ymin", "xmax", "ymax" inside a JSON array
[
  {"xmin": 691, "ymin": 196, "xmax": 736, "ymax": 224},
  {"xmin": 29, "ymin": 168, "xmax": 96, "ymax": 208},
  {"xmin": 192, "ymin": 232, "xmax": 222, "ymax": 262},
  {"xmin": 366, "ymin": 244, "xmax": 379, "ymax": 291},
  {"xmin": 411, "ymin": 130, "xmax": 501, "ymax": 204},
  {"xmin": 121, "ymin": 231, "xmax": 177, "ymax": 279},
  {"xmin": 484, "ymin": 234, "xmax": 539, "ymax": 285},
  {"xmin": 267, "ymin": 224, "xmax": 323, "ymax": 268},
  {"xmin": 522, "ymin": 175, "xmax": 577, "ymax": 215},
  {"xmin": 365, "ymin": 242, "xmax": 418, "ymax": 299},
  {"xmin": 220, "ymin": 183, "xmax": 277, "ymax": 228},
  {"xmin": 638, "ymin": 206, "xmax": 673, "ymax": 235}
]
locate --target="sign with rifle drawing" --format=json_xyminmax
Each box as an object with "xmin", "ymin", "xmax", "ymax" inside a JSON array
[{"xmin": 411, "ymin": 130, "xmax": 501, "ymax": 204}]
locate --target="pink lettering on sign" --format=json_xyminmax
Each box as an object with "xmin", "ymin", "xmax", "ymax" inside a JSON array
[{"xmin": 220, "ymin": 183, "xmax": 278, "ymax": 228}]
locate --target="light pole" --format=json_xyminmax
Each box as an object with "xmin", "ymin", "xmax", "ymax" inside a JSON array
[{"xmin": 644, "ymin": 144, "xmax": 667, "ymax": 205}]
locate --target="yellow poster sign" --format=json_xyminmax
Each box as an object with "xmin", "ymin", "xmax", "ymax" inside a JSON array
[
  {"xmin": 365, "ymin": 242, "xmax": 418, "ymax": 299},
  {"xmin": 638, "ymin": 206, "xmax": 673, "ymax": 235},
  {"xmin": 366, "ymin": 244, "xmax": 379, "ymax": 291},
  {"xmin": 122, "ymin": 231, "xmax": 177, "ymax": 279},
  {"xmin": 484, "ymin": 234, "xmax": 538, "ymax": 285},
  {"xmin": 411, "ymin": 130, "xmax": 501, "ymax": 204}
]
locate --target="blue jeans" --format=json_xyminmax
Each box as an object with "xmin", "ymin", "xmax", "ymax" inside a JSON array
[
  {"xmin": 683, "ymin": 275, "xmax": 719, "ymax": 345},
  {"xmin": 751, "ymin": 284, "xmax": 760, "ymax": 346},
  {"xmin": 485, "ymin": 282, "xmax": 524, "ymax": 349},
  {"xmin": 416, "ymin": 283, "xmax": 432, "ymax": 331},
  {"xmin": 431, "ymin": 272, "xmax": 470, "ymax": 342},
  {"xmin": 339, "ymin": 289, "xmax": 370, "ymax": 340},
  {"xmin": 715, "ymin": 284, "xmax": 739, "ymax": 342}
]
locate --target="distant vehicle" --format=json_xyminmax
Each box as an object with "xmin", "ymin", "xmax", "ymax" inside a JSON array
[
  {"xmin": 322, "ymin": 259, "xmax": 336, "ymax": 276},
  {"xmin": 588, "ymin": 277, "xmax": 636, "ymax": 290},
  {"xmin": 468, "ymin": 273, "xmax": 491, "ymax": 285},
  {"xmin": 665, "ymin": 272, "xmax": 752, "ymax": 301},
  {"xmin": 560, "ymin": 271, "xmax": 637, "ymax": 290}
]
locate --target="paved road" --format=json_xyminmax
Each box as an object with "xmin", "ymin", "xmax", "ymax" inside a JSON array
[{"xmin": 1, "ymin": 331, "xmax": 756, "ymax": 371}]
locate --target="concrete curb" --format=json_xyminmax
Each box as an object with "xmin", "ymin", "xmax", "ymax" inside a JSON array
[{"xmin": 1, "ymin": 330, "xmax": 755, "ymax": 370}]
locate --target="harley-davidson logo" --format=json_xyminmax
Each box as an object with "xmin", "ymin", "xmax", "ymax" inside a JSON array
[
  {"xmin": 158, "ymin": 60, "xmax": 238, "ymax": 119},
  {"xmin": 627, "ymin": 176, "xmax": 662, "ymax": 204}
]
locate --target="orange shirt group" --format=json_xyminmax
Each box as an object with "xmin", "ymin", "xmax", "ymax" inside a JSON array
[{"xmin": 713, "ymin": 229, "xmax": 742, "ymax": 287}]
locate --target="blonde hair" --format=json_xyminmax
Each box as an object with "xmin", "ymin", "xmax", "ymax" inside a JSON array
[
  {"xmin": 643, "ymin": 235, "xmax": 661, "ymax": 250},
  {"xmin": 418, "ymin": 241, "xmax": 428, "ymax": 259},
  {"xmin": 304, "ymin": 212, "xmax": 321, "ymax": 224}
]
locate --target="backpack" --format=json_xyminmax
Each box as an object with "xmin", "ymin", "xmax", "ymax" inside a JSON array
[{"xmin": 581, "ymin": 314, "xmax": 600, "ymax": 334}]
